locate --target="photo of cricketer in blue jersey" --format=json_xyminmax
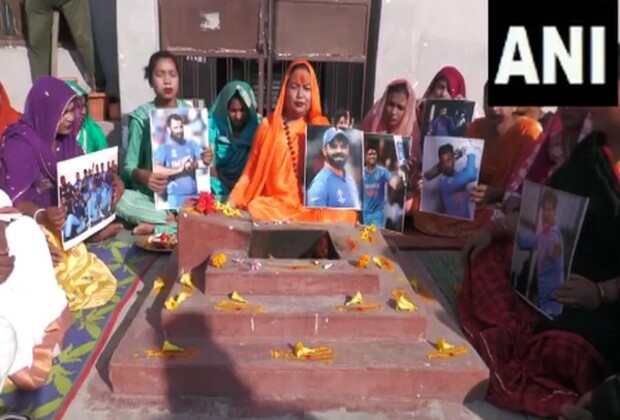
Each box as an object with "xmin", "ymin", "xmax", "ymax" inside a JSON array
[
  {"xmin": 152, "ymin": 112, "xmax": 211, "ymax": 209},
  {"xmin": 419, "ymin": 136, "xmax": 484, "ymax": 221},
  {"xmin": 57, "ymin": 147, "xmax": 120, "ymax": 250},
  {"xmin": 361, "ymin": 133, "xmax": 409, "ymax": 231},
  {"xmin": 305, "ymin": 126, "xmax": 363, "ymax": 210},
  {"xmin": 510, "ymin": 181, "xmax": 589, "ymax": 320}
]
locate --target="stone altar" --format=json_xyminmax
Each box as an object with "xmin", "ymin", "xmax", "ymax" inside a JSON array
[{"xmin": 108, "ymin": 211, "xmax": 487, "ymax": 412}]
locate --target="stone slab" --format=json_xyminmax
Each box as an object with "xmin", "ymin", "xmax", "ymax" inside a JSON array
[
  {"xmin": 161, "ymin": 294, "xmax": 428, "ymax": 340},
  {"xmin": 110, "ymin": 330, "xmax": 485, "ymax": 402}
]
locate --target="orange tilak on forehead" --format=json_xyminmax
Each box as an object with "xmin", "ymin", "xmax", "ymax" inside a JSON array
[{"xmin": 291, "ymin": 69, "xmax": 310, "ymax": 85}]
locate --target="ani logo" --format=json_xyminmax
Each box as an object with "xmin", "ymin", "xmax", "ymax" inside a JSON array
[{"xmin": 487, "ymin": 0, "xmax": 618, "ymax": 106}]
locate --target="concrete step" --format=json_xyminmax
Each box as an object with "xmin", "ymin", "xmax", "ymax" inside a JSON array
[
  {"xmin": 160, "ymin": 293, "xmax": 428, "ymax": 340},
  {"xmin": 109, "ymin": 333, "xmax": 487, "ymax": 402}
]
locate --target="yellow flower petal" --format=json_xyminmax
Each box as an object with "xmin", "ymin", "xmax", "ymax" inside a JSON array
[
  {"xmin": 164, "ymin": 296, "xmax": 179, "ymax": 311},
  {"xmin": 230, "ymin": 291, "xmax": 248, "ymax": 304},
  {"xmin": 396, "ymin": 295, "xmax": 418, "ymax": 312},
  {"xmin": 436, "ymin": 338, "xmax": 455, "ymax": 351},
  {"xmin": 179, "ymin": 272, "xmax": 194, "ymax": 290},
  {"xmin": 345, "ymin": 291, "xmax": 364, "ymax": 306},
  {"xmin": 153, "ymin": 278, "xmax": 165, "ymax": 294},
  {"xmin": 294, "ymin": 342, "xmax": 316, "ymax": 358},
  {"xmin": 372, "ymin": 256, "xmax": 383, "ymax": 269},
  {"xmin": 162, "ymin": 340, "xmax": 184, "ymax": 352},
  {"xmin": 164, "ymin": 291, "xmax": 190, "ymax": 311}
]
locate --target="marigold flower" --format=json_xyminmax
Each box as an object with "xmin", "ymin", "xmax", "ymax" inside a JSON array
[
  {"xmin": 211, "ymin": 253, "xmax": 228, "ymax": 268},
  {"xmin": 357, "ymin": 254, "xmax": 371, "ymax": 268}
]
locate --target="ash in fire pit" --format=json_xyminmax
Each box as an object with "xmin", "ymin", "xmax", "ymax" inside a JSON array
[{"xmin": 248, "ymin": 230, "xmax": 340, "ymax": 260}]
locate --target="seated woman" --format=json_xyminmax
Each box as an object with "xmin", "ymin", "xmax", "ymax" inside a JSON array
[
  {"xmin": 0, "ymin": 76, "xmax": 117, "ymax": 311},
  {"xmin": 361, "ymin": 80, "xmax": 421, "ymax": 215},
  {"xmin": 457, "ymin": 97, "xmax": 617, "ymax": 418},
  {"xmin": 0, "ymin": 81, "xmax": 21, "ymax": 137},
  {"xmin": 413, "ymin": 83, "xmax": 542, "ymax": 238},
  {"xmin": 209, "ymin": 81, "xmax": 262, "ymax": 200},
  {"xmin": 228, "ymin": 60, "xmax": 356, "ymax": 224},
  {"xmin": 66, "ymin": 80, "xmax": 109, "ymax": 153},
  {"xmin": 361, "ymin": 79, "xmax": 421, "ymax": 157},
  {"xmin": 117, "ymin": 50, "xmax": 211, "ymax": 235},
  {"xmin": 0, "ymin": 188, "xmax": 70, "ymax": 391},
  {"xmin": 416, "ymin": 66, "xmax": 467, "ymax": 124}
]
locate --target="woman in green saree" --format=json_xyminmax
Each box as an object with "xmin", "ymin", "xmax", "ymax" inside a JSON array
[
  {"xmin": 209, "ymin": 81, "xmax": 261, "ymax": 200},
  {"xmin": 65, "ymin": 80, "xmax": 108, "ymax": 153}
]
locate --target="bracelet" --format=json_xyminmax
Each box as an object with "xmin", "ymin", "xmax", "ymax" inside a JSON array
[
  {"xmin": 33, "ymin": 208, "xmax": 46, "ymax": 224},
  {"xmin": 597, "ymin": 282, "xmax": 607, "ymax": 305}
]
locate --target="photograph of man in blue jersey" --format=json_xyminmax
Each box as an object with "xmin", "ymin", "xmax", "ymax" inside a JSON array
[
  {"xmin": 420, "ymin": 136, "xmax": 484, "ymax": 221},
  {"xmin": 360, "ymin": 134, "xmax": 409, "ymax": 231},
  {"xmin": 57, "ymin": 147, "xmax": 120, "ymax": 249},
  {"xmin": 150, "ymin": 109, "xmax": 211, "ymax": 210},
  {"xmin": 305, "ymin": 126, "xmax": 363, "ymax": 210},
  {"xmin": 420, "ymin": 99, "xmax": 475, "ymax": 138},
  {"xmin": 510, "ymin": 181, "xmax": 589, "ymax": 320}
]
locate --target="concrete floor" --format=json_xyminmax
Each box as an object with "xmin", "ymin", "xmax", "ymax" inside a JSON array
[{"xmin": 61, "ymin": 249, "xmax": 545, "ymax": 420}]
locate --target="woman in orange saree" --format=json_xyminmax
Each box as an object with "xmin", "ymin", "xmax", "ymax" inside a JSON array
[
  {"xmin": 228, "ymin": 60, "xmax": 357, "ymax": 224},
  {"xmin": 413, "ymin": 83, "xmax": 542, "ymax": 238}
]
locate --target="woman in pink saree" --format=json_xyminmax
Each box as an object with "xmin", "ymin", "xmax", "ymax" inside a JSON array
[{"xmin": 361, "ymin": 79, "xmax": 421, "ymax": 213}]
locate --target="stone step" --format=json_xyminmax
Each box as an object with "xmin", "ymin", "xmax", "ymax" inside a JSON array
[
  {"xmin": 160, "ymin": 293, "xmax": 428, "ymax": 340},
  {"xmin": 204, "ymin": 264, "xmax": 382, "ymax": 296},
  {"xmin": 109, "ymin": 333, "xmax": 487, "ymax": 402}
]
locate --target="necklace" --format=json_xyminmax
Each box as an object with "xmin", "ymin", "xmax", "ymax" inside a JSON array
[{"xmin": 283, "ymin": 119, "xmax": 298, "ymax": 174}]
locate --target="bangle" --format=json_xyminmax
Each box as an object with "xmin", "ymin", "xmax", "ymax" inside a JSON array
[
  {"xmin": 33, "ymin": 208, "xmax": 45, "ymax": 224},
  {"xmin": 597, "ymin": 282, "xmax": 607, "ymax": 305}
]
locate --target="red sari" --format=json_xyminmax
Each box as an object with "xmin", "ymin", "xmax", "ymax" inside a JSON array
[{"xmin": 0, "ymin": 81, "xmax": 21, "ymax": 138}]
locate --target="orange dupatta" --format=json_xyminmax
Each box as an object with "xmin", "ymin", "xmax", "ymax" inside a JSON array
[
  {"xmin": 0, "ymin": 81, "xmax": 21, "ymax": 138},
  {"xmin": 229, "ymin": 60, "xmax": 357, "ymax": 224},
  {"xmin": 413, "ymin": 116, "xmax": 542, "ymax": 238}
]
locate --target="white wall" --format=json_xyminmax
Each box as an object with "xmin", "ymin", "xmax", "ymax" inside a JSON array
[
  {"xmin": 0, "ymin": 47, "xmax": 87, "ymax": 111},
  {"xmin": 116, "ymin": 0, "xmax": 159, "ymax": 116},
  {"xmin": 374, "ymin": 0, "xmax": 488, "ymax": 111}
]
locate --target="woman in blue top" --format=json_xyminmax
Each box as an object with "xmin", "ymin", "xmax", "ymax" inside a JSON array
[{"xmin": 209, "ymin": 81, "xmax": 262, "ymax": 199}]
